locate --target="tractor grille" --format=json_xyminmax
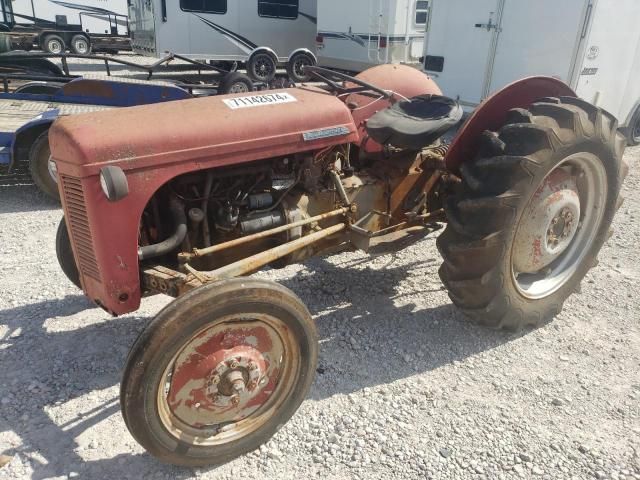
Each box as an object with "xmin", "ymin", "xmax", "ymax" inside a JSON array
[{"xmin": 61, "ymin": 175, "xmax": 101, "ymax": 282}]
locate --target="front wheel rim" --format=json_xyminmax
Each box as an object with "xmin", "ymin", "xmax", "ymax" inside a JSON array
[
  {"xmin": 156, "ymin": 314, "xmax": 299, "ymax": 446},
  {"xmin": 511, "ymin": 152, "xmax": 607, "ymax": 299}
]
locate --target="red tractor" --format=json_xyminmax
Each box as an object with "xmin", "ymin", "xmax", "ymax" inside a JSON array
[{"xmin": 49, "ymin": 65, "xmax": 628, "ymax": 466}]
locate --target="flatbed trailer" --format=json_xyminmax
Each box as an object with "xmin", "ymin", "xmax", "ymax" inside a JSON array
[{"xmin": 0, "ymin": 52, "xmax": 259, "ymax": 199}]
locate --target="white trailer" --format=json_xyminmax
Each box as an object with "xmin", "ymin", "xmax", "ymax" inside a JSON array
[
  {"xmin": 2, "ymin": 0, "xmax": 130, "ymax": 54},
  {"xmin": 128, "ymin": 0, "xmax": 318, "ymax": 83},
  {"xmin": 316, "ymin": 0, "xmax": 429, "ymax": 72},
  {"xmin": 422, "ymin": 0, "xmax": 640, "ymax": 144}
]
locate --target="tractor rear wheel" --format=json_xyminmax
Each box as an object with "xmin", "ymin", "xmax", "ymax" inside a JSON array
[
  {"xmin": 438, "ymin": 97, "xmax": 627, "ymax": 329},
  {"xmin": 120, "ymin": 278, "xmax": 318, "ymax": 466}
]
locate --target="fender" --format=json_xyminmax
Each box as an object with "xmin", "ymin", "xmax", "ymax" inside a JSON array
[
  {"xmin": 445, "ymin": 76, "xmax": 576, "ymax": 172},
  {"xmin": 8, "ymin": 111, "xmax": 58, "ymax": 171},
  {"xmin": 287, "ymin": 48, "xmax": 317, "ymax": 65},
  {"xmin": 249, "ymin": 46, "xmax": 280, "ymax": 63}
]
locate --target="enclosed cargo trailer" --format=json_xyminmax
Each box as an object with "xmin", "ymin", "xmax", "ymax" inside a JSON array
[{"xmin": 423, "ymin": 0, "xmax": 640, "ymax": 144}]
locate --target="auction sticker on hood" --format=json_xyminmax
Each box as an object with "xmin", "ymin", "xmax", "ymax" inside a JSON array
[{"xmin": 223, "ymin": 92, "xmax": 297, "ymax": 109}]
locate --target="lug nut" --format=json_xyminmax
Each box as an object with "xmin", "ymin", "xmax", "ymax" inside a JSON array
[{"xmin": 231, "ymin": 395, "xmax": 240, "ymax": 406}]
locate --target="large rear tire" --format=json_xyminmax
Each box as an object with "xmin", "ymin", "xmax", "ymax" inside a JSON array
[
  {"xmin": 438, "ymin": 97, "xmax": 627, "ymax": 329},
  {"xmin": 120, "ymin": 278, "xmax": 318, "ymax": 466}
]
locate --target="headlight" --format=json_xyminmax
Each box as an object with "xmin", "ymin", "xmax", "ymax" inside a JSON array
[{"xmin": 99, "ymin": 166, "xmax": 129, "ymax": 202}]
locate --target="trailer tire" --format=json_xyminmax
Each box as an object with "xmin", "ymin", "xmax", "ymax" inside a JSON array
[
  {"xmin": 29, "ymin": 130, "xmax": 60, "ymax": 201},
  {"xmin": 70, "ymin": 35, "xmax": 91, "ymax": 55},
  {"xmin": 247, "ymin": 52, "xmax": 277, "ymax": 83},
  {"xmin": 438, "ymin": 97, "xmax": 627, "ymax": 330},
  {"xmin": 218, "ymin": 72, "xmax": 254, "ymax": 94},
  {"xmin": 43, "ymin": 34, "xmax": 65, "ymax": 54},
  {"xmin": 56, "ymin": 218, "xmax": 81, "ymax": 289},
  {"xmin": 120, "ymin": 278, "xmax": 318, "ymax": 467},
  {"xmin": 627, "ymin": 107, "xmax": 640, "ymax": 146},
  {"xmin": 286, "ymin": 52, "xmax": 316, "ymax": 83}
]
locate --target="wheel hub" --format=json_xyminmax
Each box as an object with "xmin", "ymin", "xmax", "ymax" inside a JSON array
[
  {"xmin": 164, "ymin": 321, "xmax": 284, "ymax": 429},
  {"xmin": 513, "ymin": 169, "xmax": 581, "ymax": 274}
]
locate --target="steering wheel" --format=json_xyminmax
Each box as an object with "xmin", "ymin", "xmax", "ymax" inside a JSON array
[{"xmin": 304, "ymin": 66, "xmax": 393, "ymax": 100}]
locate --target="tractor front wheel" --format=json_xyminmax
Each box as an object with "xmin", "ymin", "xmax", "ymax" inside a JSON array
[
  {"xmin": 120, "ymin": 278, "xmax": 318, "ymax": 466},
  {"xmin": 438, "ymin": 97, "xmax": 627, "ymax": 329},
  {"xmin": 56, "ymin": 218, "xmax": 81, "ymax": 289}
]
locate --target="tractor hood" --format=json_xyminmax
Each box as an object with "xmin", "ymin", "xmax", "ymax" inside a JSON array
[{"xmin": 49, "ymin": 86, "xmax": 359, "ymax": 178}]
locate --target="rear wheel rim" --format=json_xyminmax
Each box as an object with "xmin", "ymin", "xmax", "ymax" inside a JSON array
[
  {"xmin": 254, "ymin": 56, "xmax": 274, "ymax": 80},
  {"xmin": 156, "ymin": 314, "xmax": 299, "ymax": 446},
  {"xmin": 293, "ymin": 57, "xmax": 311, "ymax": 79},
  {"xmin": 74, "ymin": 39, "xmax": 88, "ymax": 54},
  {"xmin": 511, "ymin": 152, "xmax": 607, "ymax": 299}
]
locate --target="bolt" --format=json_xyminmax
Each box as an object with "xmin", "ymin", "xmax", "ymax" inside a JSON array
[
  {"xmin": 212, "ymin": 375, "xmax": 220, "ymax": 385},
  {"xmin": 248, "ymin": 362, "xmax": 256, "ymax": 371},
  {"xmin": 231, "ymin": 395, "xmax": 240, "ymax": 407},
  {"xmin": 229, "ymin": 360, "xmax": 239, "ymax": 369}
]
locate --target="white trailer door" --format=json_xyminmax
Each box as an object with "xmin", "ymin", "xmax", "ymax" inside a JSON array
[
  {"xmin": 488, "ymin": 0, "xmax": 591, "ymax": 95},
  {"xmin": 423, "ymin": 0, "xmax": 502, "ymax": 106}
]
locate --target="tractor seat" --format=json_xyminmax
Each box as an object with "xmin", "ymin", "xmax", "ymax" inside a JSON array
[{"xmin": 365, "ymin": 94, "xmax": 463, "ymax": 150}]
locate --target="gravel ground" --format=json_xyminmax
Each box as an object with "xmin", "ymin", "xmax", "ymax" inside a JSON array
[{"xmin": 0, "ymin": 58, "xmax": 639, "ymax": 479}]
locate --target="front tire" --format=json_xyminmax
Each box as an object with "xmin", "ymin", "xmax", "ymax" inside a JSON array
[
  {"xmin": 29, "ymin": 130, "xmax": 60, "ymax": 201},
  {"xmin": 121, "ymin": 279, "xmax": 318, "ymax": 466},
  {"xmin": 56, "ymin": 218, "xmax": 81, "ymax": 289},
  {"xmin": 438, "ymin": 97, "xmax": 627, "ymax": 329}
]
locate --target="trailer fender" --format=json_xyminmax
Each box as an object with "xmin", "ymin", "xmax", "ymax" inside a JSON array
[
  {"xmin": 249, "ymin": 47, "xmax": 279, "ymax": 64},
  {"xmin": 445, "ymin": 76, "xmax": 576, "ymax": 172},
  {"xmin": 287, "ymin": 48, "xmax": 317, "ymax": 65},
  {"xmin": 8, "ymin": 112, "xmax": 58, "ymax": 171}
]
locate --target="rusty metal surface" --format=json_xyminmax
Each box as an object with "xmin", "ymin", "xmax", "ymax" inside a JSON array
[
  {"xmin": 191, "ymin": 207, "xmax": 350, "ymax": 259},
  {"xmin": 165, "ymin": 319, "xmax": 282, "ymax": 428},
  {"xmin": 445, "ymin": 76, "xmax": 576, "ymax": 171},
  {"xmin": 50, "ymin": 85, "xmax": 359, "ymax": 315},
  {"xmin": 203, "ymin": 223, "xmax": 347, "ymax": 283}
]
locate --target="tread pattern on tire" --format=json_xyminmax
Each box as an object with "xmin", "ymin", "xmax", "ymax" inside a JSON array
[{"xmin": 438, "ymin": 97, "xmax": 627, "ymax": 329}]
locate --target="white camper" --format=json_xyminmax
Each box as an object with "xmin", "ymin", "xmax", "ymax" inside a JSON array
[
  {"xmin": 316, "ymin": 0, "xmax": 429, "ymax": 72},
  {"xmin": 128, "ymin": 0, "xmax": 318, "ymax": 82},
  {"xmin": 5, "ymin": 0, "xmax": 129, "ymax": 54},
  {"xmin": 423, "ymin": 0, "xmax": 640, "ymax": 144}
]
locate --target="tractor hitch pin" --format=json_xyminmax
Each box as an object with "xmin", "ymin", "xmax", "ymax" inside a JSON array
[{"xmin": 188, "ymin": 207, "xmax": 349, "ymax": 259}]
